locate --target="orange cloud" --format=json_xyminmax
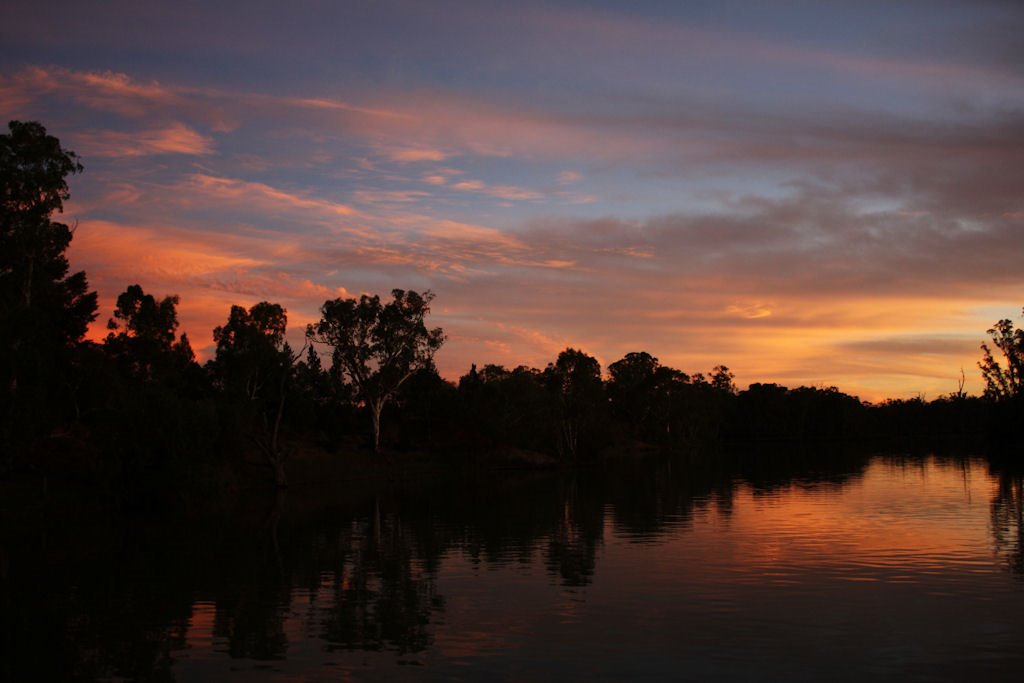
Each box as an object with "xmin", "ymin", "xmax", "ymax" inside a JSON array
[
  {"xmin": 387, "ymin": 147, "xmax": 448, "ymax": 163},
  {"xmin": 449, "ymin": 178, "xmax": 541, "ymax": 200},
  {"xmin": 73, "ymin": 122, "xmax": 215, "ymax": 157},
  {"xmin": 421, "ymin": 219, "xmax": 525, "ymax": 249},
  {"xmin": 726, "ymin": 302, "xmax": 774, "ymax": 320},
  {"xmin": 72, "ymin": 219, "xmax": 263, "ymax": 278},
  {"xmin": 183, "ymin": 174, "xmax": 354, "ymax": 217},
  {"xmin": 351, "ymin": 189, "xmax": 432, "ymax": 204},
  {"xmin": 70, "ymin": 219, "xmax": 349, "ymax": 360},
  {"xmin": 451, "ymin": 180, "xmax": 485, "ymax": 191},
  {"xmin": 487, "ymin": 185, "xmax": 542, "ymax": 200}
]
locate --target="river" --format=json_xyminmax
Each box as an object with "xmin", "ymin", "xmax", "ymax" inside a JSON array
[{"xmin": 4, "ymin": 451, "xmax": 1023, "ymax": 680}]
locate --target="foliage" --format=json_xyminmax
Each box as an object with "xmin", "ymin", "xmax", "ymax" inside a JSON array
[
  {"xmin": 210, "ymin": 302, "xmax": 288, "ymax": 399},
  {"xmin": 104, "ymin": 284, "xmax": 194, "ymax": 382},
  {"xmin": 545, "ymin": 348, "xmax": 604, "ymax": 459},
  {"xmin": 1, "ymin": 121, "xmax": 97, "ymax": 447},
  {"xmin": 457, "ymin": 363, "xmax": 557, "ymax": 455},
  {"xmin": 732, "ymin": 383, "xmax": 865, "ymax": 439},
  {"xmin": 980, "ymin": 308, "xmax": 1024, "ymax": 400},
  {"xmin": 391, "ymin": 364, "xmax": 459, "ymax": 450},
  {"xmin": 307, "ymin": 289, "xmax": 445, "ymax": 451},
  {"xmin": 209, "ymin": 301, "xmax": 297, "ymax": 485}
]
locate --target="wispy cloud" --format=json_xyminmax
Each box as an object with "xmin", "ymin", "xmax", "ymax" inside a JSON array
[
  {"xmin": 386, "ymin": 147, "xmax": 449, "ymax": 163},
  {"xmin": 5, "ymin": 0, "xmax": 1022, "ymax": 400},
  {"xmin": 74, "ymin": 122, "xmax": 215, "ymax": 157},
  {"xmin": 182, "ymin": 174, "xmax": 355, "ymax": 218}
]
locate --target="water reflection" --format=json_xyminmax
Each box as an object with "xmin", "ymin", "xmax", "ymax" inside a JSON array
[
  {"xmin": 3, "ymin": 451, "xmax": 1023, "ymax": 680},
  {"xmin": 991, "ymin": 466, "xmax": 1024, "ymax": 576}
]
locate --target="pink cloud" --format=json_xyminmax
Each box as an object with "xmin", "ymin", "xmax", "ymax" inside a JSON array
[
  {"xmin": 73, "ymin": 122, "xmax": 215, "ymax": 157},
  {"xmin": 451, "ymin": 180, "xmax": 485, "ymax": 191},
  {"xmin": 387, "ymin": 147, "xmax": 449, "ymax": 163},
  {"xmin": 449, "ymin": 178, "xmax": 541, "ymax": 200},
  {"xmin": 486, "ymin": 185, "xmax": 542, "ymax": 200},
  {"xmin": 351, "ymin": 189, "xmax": 433, "ymax": 204},
  {"xmin": 183, "ymin": 174, "xmax": 355, "ymax": 217}
]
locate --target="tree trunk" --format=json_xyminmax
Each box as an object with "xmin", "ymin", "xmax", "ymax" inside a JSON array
[
  {"xmin": 266, "ymin": 367, "xmax": 289, "ymax": 487},
  {"xmin": 371, "ymin": 399, "xmax": 385, "ymax": 453}
]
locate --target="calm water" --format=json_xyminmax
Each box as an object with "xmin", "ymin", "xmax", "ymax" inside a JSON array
[{"xmin": 4, "ymin": 453, "xmax": 1023, "ymax": 681}]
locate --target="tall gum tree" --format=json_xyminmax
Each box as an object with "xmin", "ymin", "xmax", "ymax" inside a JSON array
[
  {"xmin": 211, "ymin": 301, "xmax": 295, "ymax": 486},
  {"xmin": 307, "ymin": 289, "xmax": 445, "ymax": 452},
  {"xmin": 1, "ymin": 121, "xmax": 97, "ymax": 437}
]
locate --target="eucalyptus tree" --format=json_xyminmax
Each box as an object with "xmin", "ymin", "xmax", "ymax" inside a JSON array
[
  {"xmin": 545, "ymin": 348, "xmax": 603, "ymax": 459},
  {"xmin": 211, "ymin": 302, "xmax": 288, "ymax": 400},
  {"xmin": 607, "ymin": 351, "xmax": 660, "ymax": 429},
  {"xmin": 104, "ymin": 284, "xmax": 194, "ymax": 381},
  {"xmin": 307, "ymin": 289, "xmax": 445, "ymax": 452},
  {"xmin": 1, "ymin": 120, "xmax": 97, "ymax": 446},
  {"xmin": 210, "ymin": 301, "xmax": 297, "ymax": 485},
  {"xmin": 1, "ymin": 121, "xmax": 97, "ymax": 440},
  {"xmin": 980, "ymin": 308, "xmax": 1024, "ymax": 400}
]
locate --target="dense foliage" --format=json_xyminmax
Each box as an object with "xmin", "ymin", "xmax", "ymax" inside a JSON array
[{"xmin": 1, "ymin": 121, "xmax": 97, "ymax": 450}]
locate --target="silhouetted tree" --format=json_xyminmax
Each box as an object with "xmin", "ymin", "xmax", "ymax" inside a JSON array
[
  {"xmin": 91, "ymin": 286, "xmax": 222, "ymax": 501},
  {"xmin": 104, "ymin": 284, "xmax": 193, "ymax": 381},
  {"xmin": 1, "ymin": 121, "xmax": 97, "ymax": 444},
  {"xmin": 307, "ymin": 289, "xmax": 445, "ymax": 452},
  {"xmin": 457, "ymin": 363, "xmax": 556, "ymax": 455},
  {"xmin": 293, "ymin": 344, "xmax": 329, "ymax": 398},
  {"xmin": 607, "ymin": 351, "xmax": 660, "ymax": 429},
  {"xmin": 545, "ymin": 348, "xmax": 603, "ymax": 459},
  {"xmin": 709, "ymin": 365, "xmax": 737, "ymax": 395},
  {"xmin": 392, "ymin": 363, "xmax": 459, "ymax": 450},
  {"xmin": 210, "ymin": 301, "xmax": 296, "ymax": 485},
  {"xmin": 211, "ymin": 302, "xmax": 287, "ymax": 399},
  {"xmin": 980, "ymin": 308, "xmax": 1024, "ymax": 400},
  {"xmin": 646, "ymin": 364, "xmax": 692, "ymax": 442}
]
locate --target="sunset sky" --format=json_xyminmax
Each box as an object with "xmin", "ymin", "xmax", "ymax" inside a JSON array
[{"xmin": 3, "ymin": 0, "xmax": 1022, "ymax": 400}]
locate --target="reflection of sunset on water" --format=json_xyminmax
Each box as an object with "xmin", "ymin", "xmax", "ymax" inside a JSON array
[{"xmin": 167, "ymin": 456, "xmax": 1024, "ymax": 679}]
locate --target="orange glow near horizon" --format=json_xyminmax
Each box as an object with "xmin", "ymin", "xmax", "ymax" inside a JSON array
[
  {"xmin": 6, "ymin": 2, "xmax": 1021, "ymax": 401},
  {"xmin": 72, "ymin": 221, "xmax": 1017, "ymax": 400}
]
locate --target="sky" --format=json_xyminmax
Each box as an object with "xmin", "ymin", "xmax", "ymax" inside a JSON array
[{"xmin": 2, "ymin": 0, "xmax": 1022, "ymax": 401}]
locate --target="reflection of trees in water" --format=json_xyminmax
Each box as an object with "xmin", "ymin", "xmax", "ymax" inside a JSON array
[
  {"xmin": 318, "ymin": 502, "xmax": 444, "ymax": 655},
  {"xmin": 545, "ymin": 476, "xmax": 604, "ymax": 586},
  {"xmin": 605, "ymin": 457, "xmax": 739, "ymax": 540},
  {"xmin": 3, "ymin": 448, "xmax": 882, "ymax": 679},
  {"xmin": 213, "ymin": 489, "xmax": 291, "ymax": 660},
  {"xmin": 991, "ymin": 467, "xmax": 1024, "ymax": 576},
  {"xmin": 211, "ymin": 492, "xmax": 444, "ymax": 660}
]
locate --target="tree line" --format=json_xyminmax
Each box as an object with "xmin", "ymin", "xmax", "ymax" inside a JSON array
[{"xmin": 2, "ymin": 121, "xmax": 1022, "ymax": 500}]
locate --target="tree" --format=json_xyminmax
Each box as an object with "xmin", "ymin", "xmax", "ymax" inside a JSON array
[
  {"xmin": 104, "ymin": 284, "xmax": 193, "ymax": 381},
  {"xmin": 606, "ymin": 351, "xmax": 694, "ymax": 443},
  {"xmin": 980, "ymin": 308, "xmax": 1024, "ymax": 400},
  {"xmin": 307, "ymin": 289, "xmax": 445, "ymax": 452},
  {"xmin": 1, "ymin": 121, "xmax": 97, "ymax": 439},
  {"xmin": 210, "ymin": 301, "xmax": 295, "ymax": 485},
  {"xmin": 456, "ymin": 363, "xmax": 555, "ymax": 453},
  {"xmin": 544, "ymin": 348, "xmax": 603, "ymax": 459},
  {"xmin": 709, "ymin": 365, "xmax": 737, "ymax": 395},
  {"xmin": 607, "ymin": 351, "xmax": 660, "ymax": 428},
  {"xmin": 211, "ymin": 302, "xmax": 288, "ymax": 399}
]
